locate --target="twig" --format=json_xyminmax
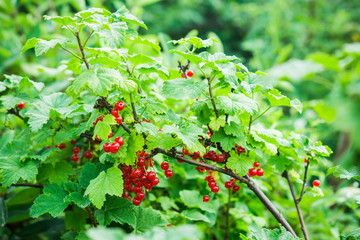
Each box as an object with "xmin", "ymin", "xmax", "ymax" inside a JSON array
[
  {"xmin": 83, "ymin": 30, "xmax": 94, "ymax": 48},
  {"xmin": 129, "ymin": 93, "xmax": 138, "ymax": 122},
  {"xmin": 207, "ymin": 77, "xmax": 219, "ymax": 118},
  {"xmin": 0, "ymin": 183, "xmax": 43, "ymax": 188},
  {"xmin": 283, "ymin": 171, "xmax": 309, "ymax": 240},
  {"xmin": 75, "ymin": 31, "xmax": 91, "ymax": 70},
  {"xmin": 86, "ymin": 206, "xmax": 98, "ymax": 228},
  {"xmin": 60, "ymin": 46, "xmax": 83, "ymax": 61},
  {"xmin": 81, "ymin": 132, "xmax": 94, "ymax": 139},
  {"xmin": 252, "ymin": 106, "xmax": 272, "ymax": 123},
  {"xmin": 297, "ymin": 161, "xmax": 310, "ymax": 203},
  {"xmin": 7, "ymin": 108, "xmax": 24, "ymax": 121}
]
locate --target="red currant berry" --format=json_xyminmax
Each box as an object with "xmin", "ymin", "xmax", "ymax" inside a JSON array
[
  {"xmin": 147, "ymin": 171, "xmax": 156, "ymax": 181},
  {"xmin": 84, "ymin": 151, "xmax": 93, "ymax": 159},
  {"xmin": 187, "ymin": 70, "xmax": 194, "ymax": 77},
  {"xmin": 110, "ymin": 142, "xmax": 120, "ymax": 154},
  {"xmin": 203, "ymin": 195, "xmax": 210, "ymax": 202},
  {"xmin": 132, "ymin": 168, "xmax": 142, "ymax": 178},
  {"xmin": 45, "ymin": 146, "xmax": 51, "ymax": 150},
  {"xmin": 177, "ymin": 159, "xmax": 184, "ymax": 164},
  {"xmin": 137, "ymin": 157, "xmax": 145, "ymax": 167},
  {"xmin": 233, "ymin": 185, "xmax": 240, "ymax": 192},
  {"xmin": 256, "ymin": 168, "xmax": 264, "ymax": 177},
  {"xmin": 103, "ymin": 143, "xmax": 111, "ymax": 153},
  {"xmin": 165, "ymin": 169, "xmax": 173, "ymax": 178},
  {"xmin": 133, "ymin": 198, "xmax": 141, "ymax": 206},
  {"xmin": 225, "ymin": 180, "xmax": 233, "ymax": 189},
  {"xmin": 313, "ymin": 180, "xmax": 320, "ymax": 187},
  {"xmin": 254, "ymin": 162, "xmax": 260, "ymax": 168},
  {"xmin": 17, "ymin": 102, "xmax": 25, "ymax": 110},
  {"xmin": 205, "ymin": 175, "xmax": 212, "ymax": 182},
  {"xmin": 217, "ymin": 154, "xmax": 226, "ymax": 163},
  {"xmin": 249, "ymin": 168, "xmax": 257, "ymax": 177},
  {"xmin": 115, "ymin": 101, "xmax": 125, "ymax": 111},
  {"xmin": 136, "ymin": 191, "xmax": 145, "ymax": 200},
  {"xmin": 161, "ymin": 161, "xmax": 169, "ymax": 170},
  {"xmin": 70, "ymin": 140, "xmax": 76, "ymax": 144},
  {"xmin": 182, "ymin": 147, "xmax": 190, "ymax": 155},
  {"xmin": 111, "ymin": 109, "xmax": 119, "ymax": 117},
  {"xmin": 73, "ymin": 147, "xmax": 80, "ymax": 155},
  {"xmin": 114, "ymin": 137, "xmax": 124, "ymax": 146},
  {"xmin": 211, "ymin": 185, "xmax": 219, "ymax": 193},
  {"xmin": 115, "ymin": 116, "xmax": 123, "ymax": 124},
  {"xmin": 72, "ymin": 154, "xmax": 79, "ymax": 162},
  {"xmin": 108, "ymin": 131, "xmax": 113, "ymax": 138},
  {"xmin": 304, "ymin": 158, "xmax": 308, "ymax": 163},
  {"xmin": 207, "ymin": 130, "xmax": 212, "ymax": 137},
  {"xmin": 59, "ymin": 143, "xmax": 66, "ymax": 150},
  {"xmin": 152, "ymin": 177, "xmax": 159, "ymax": 186},
  {"xmin": 208, "ymin": 181, "xmax": 216, "ymax": 188},
  {"xmin": 181, "ymin": 73, "xmax": 185, "ymax": 78},
  {"xmin": 55, "ymin": 145, "xmax": 60, "ymax": 149}
]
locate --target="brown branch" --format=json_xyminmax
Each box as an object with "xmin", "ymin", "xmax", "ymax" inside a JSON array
[
  {"xmin": 81, "ymin": 132, "xmax": 94, "ymax": 139},
  {"xmin": 75, "ymin": 31, "xmax": 91, "ymax": 70},
  {"xmin": 0, "ymin": 183, "xmax": 43, "ymax": 188},
  {"xmin": 297, "ymin": 161, "xmax": 310, "ymax": 203},
  {"xmin": 129, "ymin": 93, "xmax": 138, "ymax": 122},
  {"xmin": 7, "ymin": 108, "xmax": 24, "ymax": 121},
  {"xmin": 283, "ymin": 171, "xmax": 309, "ymax": 240},
  {"xmin": 86, "ymin": 206, "xmax": 98, "ymax": 228},
  {"xmin": 207, "ymin": 77, "xmax": 219, "ymax": 118}
]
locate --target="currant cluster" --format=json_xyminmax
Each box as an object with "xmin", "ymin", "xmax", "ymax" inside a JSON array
[
  {"xmin": 120, "ymin": 151, "xmax": 160, "ymax": 206},
  {"xmin": 247, "ymin": 161, "xmax": 264, "ymax": 177},
  {"xmin": 181, "ymin": 70, "xmax": 194, "ymax": 78},
  {"xmin": 45, "ymin": 142, "xmax": 67, "ymax": 151},
  {"xmin": 17, "ymin": 101, "xmax": 25, "ymax": 110},
  {"xmin": 111, "ymin": 101, "xmax": 125, "ymax": 124},
  {"xmin": 103, "ymin": 136, "xmax": 124, "ymax": 154},
  {"xmin": 71, "ymin": 146, "xmax": 93, "ymax": 162},
  {"xmin": 160, "ymin": 161, "xmax": 173, "ymax": 177}
]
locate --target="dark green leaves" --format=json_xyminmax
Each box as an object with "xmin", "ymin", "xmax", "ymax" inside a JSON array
[
  {"xmin": 226, "ymin": 151, "xmax": 254, "ymax": 176},
  {"xmin": 0, "ymin": 157, "xmax": 37, "ymax": 187}
]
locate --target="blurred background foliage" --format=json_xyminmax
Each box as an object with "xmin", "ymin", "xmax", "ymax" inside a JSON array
[{"xmin": 0, "ymin": 0, "xmax": 359, "ymax": 239}]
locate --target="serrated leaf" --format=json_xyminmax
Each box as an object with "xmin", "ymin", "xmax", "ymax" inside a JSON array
[
  {"xmin": 308, "ymin": 141, "xmax": 332, "ymax": 157},
  {"xmin": 133, "ymin": 206, "xmax": 167, "ymax": 232},
  {"xmin": 327, "ymin": 166, "xmax": 360, "ymax": 181},
  {"xmin": 146, "ymin": 134, "xmax": 182, "ymax": 151},
  {"xmin": 163, "ymin": 123, "xmax": 203, "ymax": 148},
  {"xmin": 64, "ymin": 182, "xmax": 91, "ymax": 208},
  {"xmin": 248, "ymin": 226, "xmax": 299, "ymax": 240},
  {"xmin": 137, "ymin": 98, "xmax": 167, "ymax": 114},
  {"xmin": 226, "ymin": 151, "xmax": 254, "ymax": 176},
  {"xmin": 79, "ymin": 163, "xmax": 101, "ymax": 189},
  {"xmin": 75, "ymin": 8, "xmax": 111, "ymax": 19},
  {"xmin": 117, "ymin": 77, "xmax": 137, "ymax": 93},
  {"xmin": 93, "ymin": 114, "xmax": 116, "ymax": 140},
  {"xmin": 162, "ymin": 78, "xmax": 207, "ymax": 100},
  {"xmin": 30, "ymin": 183, "xmax": 69, "ymax": 218},
  {"xmin": 224, "ymin": 121, "xmax": 243, "ymax": 137},
  {"xmin": 168, "ymin": 50, "xmax": 204, "ymax": 65},
  {"xmin": 124, "ymin": 132, "xmax": 144, "ymax": 165},
  {"xmin": 35, "ymin": 39, "xmax": 68, "ymax": 56},
  {"xmin": 96, "ymin": 22, "xmax": 127, "ymax": 48},
  {"xmin": 169, "ymin": 37, "xmax": 217, "ymax": 49},
  {"xmin": 129, "ymin": 37, "xmax": 160, "ymax": 53},
  {"xmin": 265, "ymin": 89, "xmax": 302, "ymax": 113},
  {"xmin": 211, "ymin": 128, "xmax": 245, "ymax": 151},
  {"xmin": 49, "ymin": 161, "xmax": 75, "ymax": 183},
  {"xmin": 65, "ymin": 206, "xmax": 88, "ymax": 232},
  {"xmin": 136, "ymin": 63, "xmax": 169, "ymax": 79},
  {"xmin": 84, "ymin": 167, "xmax": 124, "ymax": 209},
  {"xmin": 67, "ymin": 68, "xmax": 120, "ymax": 98},
  {"xmin": 182, "ymin": 209, "xmax": 210, "ymax": 223},
  {"xmin": 19, "ymin": 76, "xmax": 44, "ymax": 91},
  {"xmin": 22, "ymin": 38, "xmax": 39, "ymax": 55},
  {"xmin": 0, "ymin": 157, "xmax": 38, "ymax": 187},
  {"xmin": 217, "ymin": 93, "xmax": 258, "ymax": 115},
  {"xmin": 94, "ymin": 196, "xmax": 135, "ymax": 226},
  {"xmin": 134, "ymin": 122, "xmax": 160, "ymax": 136},
  {"xmin": 209, "ymin": 118, "xmax": 226, "ymax": 131},
  {"xmin": 44, "ymin": 15, "xmax": 78, "ymax": 26},
  {"xmin": 112, "ymin": 6, "xmax": 147, "ymax": 30}
]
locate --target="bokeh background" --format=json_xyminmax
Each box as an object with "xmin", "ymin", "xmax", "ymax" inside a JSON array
[{"xmin": 1, "ymin": 0, "xmax": 360, "ymax": 239}]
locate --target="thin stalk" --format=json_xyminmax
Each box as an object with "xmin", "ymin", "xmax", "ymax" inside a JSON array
[
  {"xmin": 60, "ymin": 46, "xmax": 83, "ymax": 60},
  {"xmin": 207, "ymin": 77, "xmax": 219, "ymax": 118},
  {"xmin": 129, "ymin": 93, "xmax": 138, "ymax": 122},
  {"xmin": 252, "ymin": 106, "xmax": 272, "ymax": 122},
  {"xmin": 75, "ymin": 31, "xmax": 91, "ymax": 70},
  {"xmin": 298, "ymin": 161, "xmax": 310, "ymax": 203},
  {"xmin": 86, "ymin": 206, "xmax": 98, "ymax": 228}
]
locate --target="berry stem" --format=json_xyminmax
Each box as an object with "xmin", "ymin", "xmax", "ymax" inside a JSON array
[
  {"xmin": 297, "ymin": 160, "xmax": 310, "ymax": 203},
  {"xmin": 86, "ymin": 206, "xmax": 98, "ymax": 228},
  {"xmin": 207, "ymin": 76, "xmax": 219, "ymax": 119},
  {"xmin": 129, "ymin": 93, "xmax": 138, "ymax": 122},
  {"xmin": 283, "ymin": 171, "xmax": 309, "ymax": 240}
]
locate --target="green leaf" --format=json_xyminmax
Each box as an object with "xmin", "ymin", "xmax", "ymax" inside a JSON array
[
  {"xmin": 79, "ymin": 163, "xmax": 101, "ymax": 189},
  {"xmin": 163, "ymin": 123, "xmax": 203, "ymax": 148},
  {"xmin": 133, "ymin": 206, "xmax": 167, "ymax": 232},
  {"xmin": 93, "ymin": 114, "xmax": 116, "ymax": 141},
  {"xmin": 162, "ymin": 78, "xmax": 207, "ymax": 99},
  {"xmin": 0, "ymin": 157, "xmax": 37, "ymax": 187},
  {"xmin": 65, "ymin": 206, "xmax": 88, "ymax": 232},
  {"xmin": 146, "ymin": 134, "xmax": 182, "ymax": 151},
  {"xmin": 226, "ymin": 151, "xmax": 254, "ymax": 176},
  {"xmin": 117, "ymin": 77, "xmax": 137, "ymax": 93},
  {"xmin": 30, "ymin": 183, "xmax": 69, "ymax": 218},
  {"xmin": 182, "ymin": 209, "xmax": 211, "ymax": 223},
  {"xmin": 224, "ymin": 121, "xmax": 243, "ymax": 137},
  {"xmin": 247, "ymin": 226, "xmax": 299, "ymax": 240},
  {"xmin": 308, "ymin": 141, "xmax": 332, "ymax": 157},
  {"xmin": 128, "ymin": 53, "xmax": 155, "ymax": 65},
  {"xmin": 209, "ymin": 118, "xmax": 226, "ymax": 131},
  {"xmin": 84, "ymin": 167, "xmax": 124, "ymax": 209},
  {"xmin": 26, "ymin": 93, "xmax": 73, "ymax": 132},
  {"xmin": 169, "ymin": 37, "xmax": 217, "ymax": 49},
  {"xmin": 97, "ymin": 22, "xmax": 127, "ymax": 48},
  {"xmin": 124, "ymin": 132, "xmax": 144, "ymax": 165},
  {"xmin": 211, "ymin": 128, "xmax": 245, "ymax": 151},
  {"xmin": 112, "ymin": 6, "xmax": 148, "ymax": 30},
  {"xmin": 129, "ymin": 37, "xmax": 161, "ymax": 53},
  {"xmin": 35, "ymin": 39, "xmax": 69, "ymax": 56},
  {"xmin": 75, "ymin": 8, "xmax": 111, "ymax": 19},
  {"xmin": 47, "ymin": 161, "xmax": 75, "ymax": 183},
  {"xmin": 22, "ymin": 38, "xmax": 39, "ymax": 55},
  {"xmin": 19, "ymin": 76, "xmax": 44, "ymax": 91},
  {"xmin": 168, "ymin": 50, "xmax": 204, "ymax": 65},
  {"xmin": 179, "ymin": 190, "xmax": 217, "ymax": 213},
  {"xmin": 136, "ymin": 63, "xmax": 170, "ymax": 79},
  {"xmin": 327, "ymin": 166, "xmax": 360, "ymax": 181},
  {"xmin": 217, "ymin": 93, "xmax": 258, "ymax": 115},
  {"xmin": 313, "ymin": 102, "xmax": 336, "ymax": 122},
  {"xmin": 265, "ymin": 89, "xmax": 302, "ymax": 113},
  {"xmin": 137, "ymin": 98, "xmax": 167, "ymax": 114},
  {"xmin": 340, "ymin": 228, "xmax": 360, "ymax": 240},
  {"xmin": 134, "ymin": 122, "xmax": 160, "ymax": 136},
  {"xmin": 94, "ymin": 196, "xmax": 135, "ymax": 226},
  {"xmin": 64, "ymin": 182, "xmax": 91, "ymax": 208},
  {"xmin": 67, "ymin": 68, "xmax": 120, "ymax": 98},
  {"xmin": 44, "ymin": 15, "xmax": 78, "ymax": 26}
]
